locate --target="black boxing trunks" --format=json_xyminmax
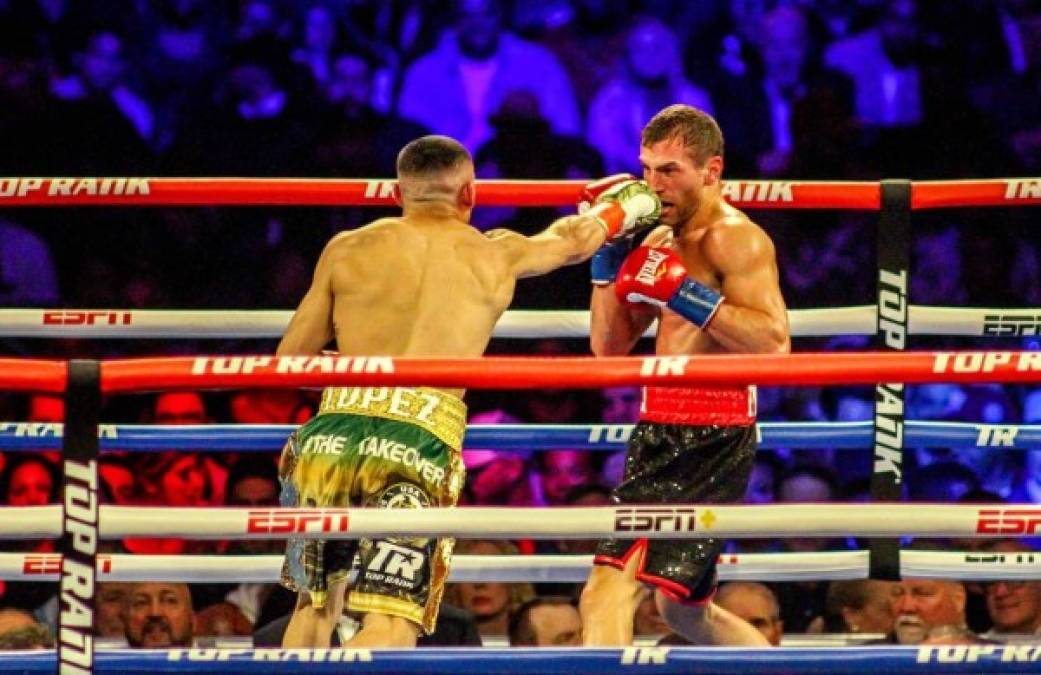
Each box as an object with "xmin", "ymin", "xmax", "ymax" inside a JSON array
[
  {"xmin": 594, "ymin": 386, "xmax": 756, "ymax": 603},
  {"xmin": 279, "ymin": 386, "xmax": 466, "ymax": 634}
]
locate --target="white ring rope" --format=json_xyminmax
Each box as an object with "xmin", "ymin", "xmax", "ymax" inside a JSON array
[
  {"xmin": 4, "ymin": 504, "xmax": 1034, "ymax": 540},
  {"xmin": 2, "ymin": 550, "xmax": 1036, "ymax": 583},
  {"xmin": 3, "ymin": 305, "xmax": 1036, "ymax": 338}
]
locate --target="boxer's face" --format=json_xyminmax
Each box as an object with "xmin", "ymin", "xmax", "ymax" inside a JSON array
[{"xmin": 641, "ymin": 137, "xmax": 720, "ymax": 230}]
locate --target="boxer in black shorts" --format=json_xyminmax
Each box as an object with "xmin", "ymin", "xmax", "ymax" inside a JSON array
[
  {"xmin": 581, "ymin": 104, "xmax": 790, "ymax": 646},
  {"xmin": 595, "ymin": 411, "xmax": 757, "ymax": 605}
]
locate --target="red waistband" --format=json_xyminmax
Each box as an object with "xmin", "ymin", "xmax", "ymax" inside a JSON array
[{"xmin": 640, "ymin": 386, "xmax": 756, "ymax": 426}]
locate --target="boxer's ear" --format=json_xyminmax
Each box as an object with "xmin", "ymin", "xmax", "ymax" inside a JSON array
[
  {"xmin": 460, "ymin": 180, "xmax": 476, "ymax": 208},
  {"xmin": 703, "ymin": 156, "xmax": 723, "ymax": 186}
]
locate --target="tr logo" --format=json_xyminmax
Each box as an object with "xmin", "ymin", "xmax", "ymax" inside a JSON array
[{"xmin": 369, "ymin": 542, "xmax": 424, "ymax": 581}]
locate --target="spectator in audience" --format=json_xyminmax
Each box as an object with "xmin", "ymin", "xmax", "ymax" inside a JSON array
[
  {"xmin": 715, "ymin": 582, "xmax": 783, "ymax": 646},
  {"xmin": 599, "ymin": 386, "xmax": 641, "ymax": 486},
  {"xmin": 908, "ymin": 462, "xmax": 979, "ymax": 503},
  {"xmin": 773, "ymin": 465, "xmax": 840, "ymax": 632},
  {"xmin": 444, "ymin": 539, "xmax": 535, "ymax": 644},
  {"xmin": 50, "ymin": 30, "xmax": 154, "ymax": 144},
  {"xmin": 777, "ymin": 465, "xmax": 840, "ymax": 553},
  {"xmin": 508, "ymin": 596, "xmax": 582, "ymax": 647},
  {"xmin": 153, "ymin": 391, "xmax": 209, "ymax": 424},
  {"xmin": 823, "ymin": 579, "xmax": 897, "ymax": 636},
  {"xmin": 99, "ymin": 457, "xmax": 139, "ymax": 506},
  {"xmin": 714, "ymin": 4, "xmax": 855, "ymax": 177},
  {"xmin": 587, "ymin": 16, "xmax": 712, "ymax": 175},
  {"xmin": 633, "ymin": 586, "xmax": 669, "ymax": 640},
  {"xmin": 96, "ymin": 582, "xmax": 131, "ymax": 639},
  {"xmin": 734, "ymin": 453, "xmax": 783, "ymax": 554},
  {"xmin": 462, "ymin": 410, "xmax": 536, "ymax": 506},
  {"xmin": 253, "ymin": 598, "xmax": 482, "ymax": 647},
  {"xmin": 135, "ymin": 0, "xmax": 229, "ymax": 151},
  {"xmin": 167, "ymin": 37, "xmax": 314, "ymax": 179},
  {"xmin": 224, "ymin": 458, "xmax": 281, "ymax": 547},
  {"xmin": 125, "ymin": 582, "xmax": 194, "ymax": 648},
  {"xmin": 0, "ymin": 607, "xmax": 52, "ymax": 650},
  {"xmin": 0, "ymin": 219, "xmax": 59, "ymax": 307},
  {"xmin": 981, "ymin": 539, "xmax": 1041, "ymax": 639},
  {"xmin": 824, "ymin": 0, "xmax": 930, "ymax": 128},
  {"xmin": 27, "ymin": 395, "xmax": 63, "ymax": 422},
  {"xmin": 745, "ymin": 453, "xmax": 780, "ymax": 506},
  {"xmin": 536, "ymin": 450, "xmax": 597, "ymax": 506},
  {"xmin": 35, "ymin": 29, "xmax": 155, "ymax": 175},
  {"xmin": 315, "ymin": 50, "xmax": 430, "ymax": 178},
  {"xmin": 398, "ymin": 0, "xmax": 579, "ymax": 151},
  {"xmin": 195, "ymin": 461, "xmax": 282, "ymax": 637},
  {"xmin": 889, "ymin": 578, "xmax": 971, "ymax": 645},
  {"xmin": 140, "ymin": 452, "xmax": 210, "ymax": 508},
  {"xmin": 228, "ymin": 390, "xmax": 310, "ymax": 425},
  {"xmin": 289, "ymin": 2, "xmax": 343, "ymax": 91},
  {"xmin": 1, "ymin": 456, "xmax": 57, "ymax": 509},
  {"xmin": 556, "ymin": 484, "xmax": 612, "ymax": 556},
  {"xmin": 124, "ymin": 453, "xmax": 213, "ymax": 555},
  {"xmin": 153, "ymin": 392, "xmax": 230, "ymax": 504}
]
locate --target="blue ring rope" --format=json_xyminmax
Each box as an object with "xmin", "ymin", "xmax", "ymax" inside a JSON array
[
  {"xmin": 4, "ymin": 646, "xmax": 1037, "ymax": 674},
  {"xmin": 0, "ymin": 421, "xmax": 1036, "ymax": 452}
]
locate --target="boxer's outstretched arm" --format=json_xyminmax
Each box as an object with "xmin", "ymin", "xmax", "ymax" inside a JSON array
[
  {"xmin": 277, "ymin": 240, "xmax": 337, "ymax": 356},
  {"xmin": 488, "ymin": 215, "xmax": 607, "ymax": 278}
]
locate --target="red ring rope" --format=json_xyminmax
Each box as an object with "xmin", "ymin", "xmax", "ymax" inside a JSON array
[
  {"xmin": 3, "ymin": 177, "xmax": 1041, "ymax": 209},
  {"xmin": 0, "ymin": 177, "xmax": 880, "ymax": 209},
  {"xmin": 98, "ymin": 351, "xmax": 1041, "ymax": 393},
  {"xmin": 0, "ymin": 359, "xmax": 67, "ymax": 393}
]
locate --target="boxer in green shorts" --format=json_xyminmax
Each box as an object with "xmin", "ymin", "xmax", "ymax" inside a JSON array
[
  {"xmin": 280, "ymin": 385, "xmax": 466, "ymax": 634},
  {"xmin": 274, "ymin": 134, "xmax": 658, "ymax": 648}
]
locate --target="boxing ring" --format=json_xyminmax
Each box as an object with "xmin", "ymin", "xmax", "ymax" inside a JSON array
[{"xmin": 1, "ymin": 177, "xmax": 1041, "ymax": 673}]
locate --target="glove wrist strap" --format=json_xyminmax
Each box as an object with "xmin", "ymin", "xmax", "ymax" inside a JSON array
[{"xmin": 666, "ymin": 279, "xmax": 724, "ymax": 329}]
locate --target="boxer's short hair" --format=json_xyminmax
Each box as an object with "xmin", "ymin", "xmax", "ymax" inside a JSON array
[{"xmin": 641, "ymin": 105, "xmax": 723, "ymax": 166}]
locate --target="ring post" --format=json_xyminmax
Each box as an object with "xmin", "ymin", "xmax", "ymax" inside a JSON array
[
  {"xmin": 59, "ymin": 360, "xmax": 101, "ymax": 675},
  {"xmin": 871, "ymin": 180, "xmax": 911, "ymax": 580}
]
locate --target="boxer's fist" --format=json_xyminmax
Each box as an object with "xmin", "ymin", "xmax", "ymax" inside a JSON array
[
  {"xmin": 615, "ymin": 246, "xmax": 723, "ymax": 328},
  {"xmin": 581, "ymin": 177, "xmax": 661, "ymax": 239},
  {"xmin": 578, "ymin": 173, "xmax": 637, "ymax": 213}
]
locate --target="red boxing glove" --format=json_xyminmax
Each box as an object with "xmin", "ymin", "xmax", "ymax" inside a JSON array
[{"xmin": 614, "ymin": 246, "xmax": 724, "ymax": 328}]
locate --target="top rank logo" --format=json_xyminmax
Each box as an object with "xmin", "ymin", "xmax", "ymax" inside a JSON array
[
  {"xmin": 191, "ymin": 355, "xmax": 394, "ymax": 375},
  {"xmin": 0, "ymin": 178, "xmax": 150, "ymax": 198},
  {"xmin": 363, "ymin": 180, "xmax": 395, "ymax": 199},
  {"xmin": 721, "ymin": 181, "xmax": 794, "ymax": 203},
  {"xmin": 1005, "ymin": 179, "xmax": 1041, "ymax": 200}
]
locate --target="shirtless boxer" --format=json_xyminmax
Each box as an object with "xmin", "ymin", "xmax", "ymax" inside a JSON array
[
  {"xmin": 580, "ymin": 105, "xmax": 790, "ymax": 646},
  {"xmin": 276, "ymin": 135, "xmax": 660, "ymax": 648}
]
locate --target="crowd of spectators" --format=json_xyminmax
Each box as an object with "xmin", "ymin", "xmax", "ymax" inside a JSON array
[{"xmin": 1, "ymin": 0, "xmax": 1041, "ymax": 651}]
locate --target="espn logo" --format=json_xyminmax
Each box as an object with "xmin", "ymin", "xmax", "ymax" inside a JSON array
[
  {"xmin": 246, "ymin": 509, "xmax": 350, "ymax": 534},
  {"xmin": 23, "ymin": 555, "xmax": 112, "ymax": 575},
  {"xmin": 614, "ymin": 507, "xmax": 697, "ymax": 533},
  {"xmin": 982, "ymin": 314, "xmax": 1041, "ymax": 337},
  {"xmin": 976, "ymin": 508, "xmax": 1041, "ymax": 535},
  {"xmin": 43, "ymin": 311, "xmax": 131, "ymax": 325}
]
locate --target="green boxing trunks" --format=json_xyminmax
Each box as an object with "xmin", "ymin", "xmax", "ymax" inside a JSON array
[{"xmin": 279, "ymin": 386, "xmax": 466, "ymax": 634}]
